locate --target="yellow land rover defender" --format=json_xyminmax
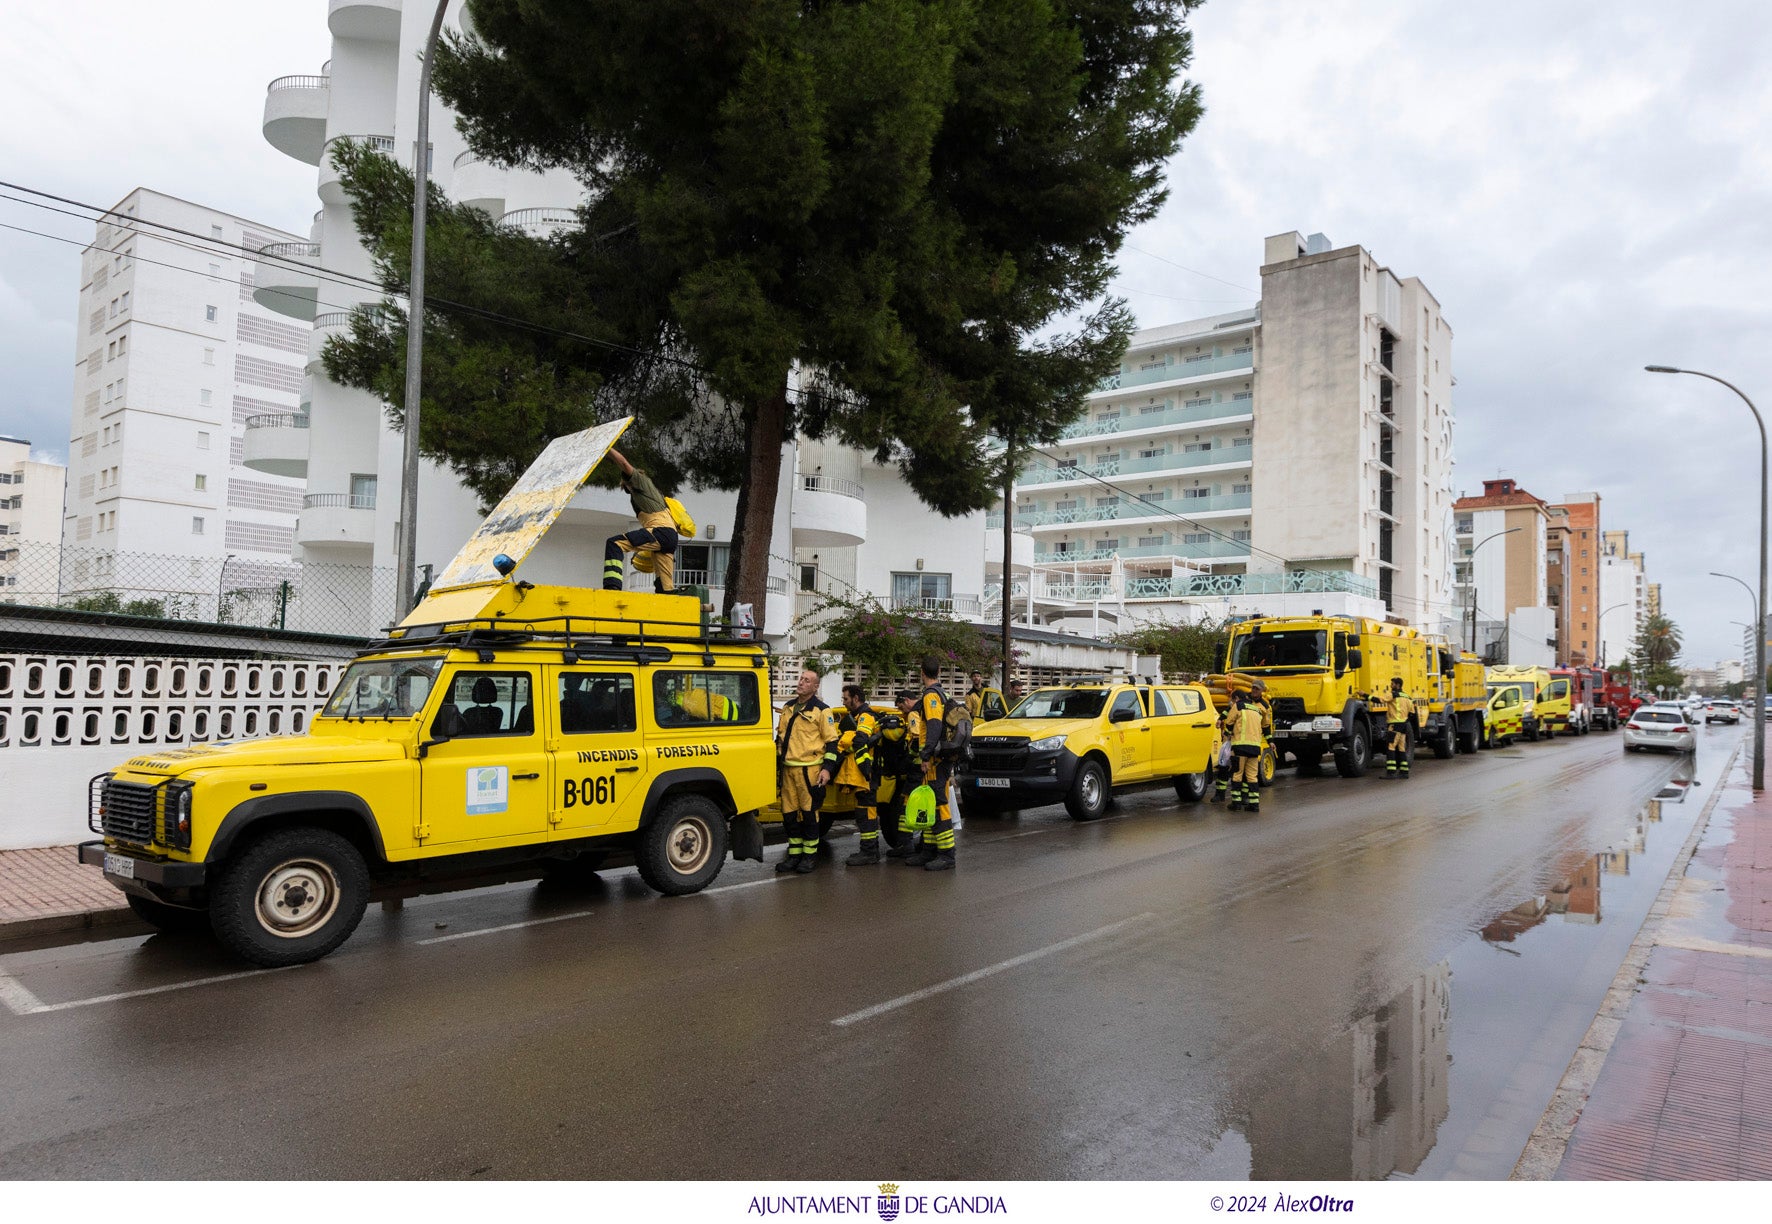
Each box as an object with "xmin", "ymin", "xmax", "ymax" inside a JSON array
[
  {"xmin": 960, "ymin": 680, "xmax": 1221, "ymax": 820},
  {"xmin": 77, "ymin": 419, "xmax": 775, "ymax": 967}
]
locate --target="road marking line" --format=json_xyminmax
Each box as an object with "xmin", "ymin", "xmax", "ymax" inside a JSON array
[
  {"xmin": 0, "ymin": 965, "xmax": 296, "ymax": 1015},
  {"xmin": 830, "ymin": 912, "xmax": 1153, "ymax": 1027},
  {"xmin": 703, "ymin": 876, "xmax": 789, "ymax": 894},
  {"xmin": 416, "ymin": 909, "xmax": 597, "ymax": 945}
]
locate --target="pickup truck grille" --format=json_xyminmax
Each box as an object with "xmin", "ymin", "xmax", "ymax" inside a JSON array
[
  {"xmin": 93, "ymin": 777, "xmax": 159, "ymax": 847},
  {"xmin": 969, "ymin": 748, "xmax": 1029, "ymax": 773},
  {"xmin": 1271, "ymin": 697, "xmax": 1308, "ymax": 724}
]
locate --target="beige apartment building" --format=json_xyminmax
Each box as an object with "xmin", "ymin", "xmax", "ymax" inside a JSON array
[
  {"xmin": 1547, "ymin": 493, "xmax": 1601, "ymax": 665},
  {"xmin": 1453, "ymin": 479, "xmax": 1552, "ymax": 658}
]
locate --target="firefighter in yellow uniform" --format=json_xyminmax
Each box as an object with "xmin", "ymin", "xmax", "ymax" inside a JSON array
[
  {"xmin": 904, "ymin": 655, "xmax": 958, "ymax": 871},
  {"xmin": 600, "ymin": 447, "xmax": 680, "ymax": 593},
  {"xmin": 836, "ymin": 684, "xmax": 888, "ymax": 865},
  {"xmin": 1227, "ymin": 691, "xmax": 1267, "ymax": 813},
  {"xmin": 884, "ymin": 690, "xmax": 924, "ymax": 860},
  {"xmin": 775, "ymin": 666, "xmax": 840, "ymax": 874},
  {"xmin": 1377, "ymin": 676, "xmax": 1415, "ymax": 779}
]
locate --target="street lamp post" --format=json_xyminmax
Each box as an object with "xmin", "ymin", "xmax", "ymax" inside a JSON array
[
  {"xmin": 1466, "ymin": 527, "xmax": 1522, "ymax": 654},
  {"xmin": 1597, "ymin": 600, "xmax": 1635, "ymax": 668},
  {"xmin": 396, "ymin": 0, "xmax": 453, "ymax": 617},
  {"xmin": 1649, "ymin": 365, "xmax": 1765, "ymax": 791}
]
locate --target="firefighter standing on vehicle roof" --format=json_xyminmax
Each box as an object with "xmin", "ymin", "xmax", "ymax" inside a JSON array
[
  {"xmin": 599, "ymin": 447, "xmax": 680, "ymax": 593},
  {"xmin": 902, "ymin": 657, "xmax": 959, "ymax": 871},
  {"xmin": 775, "ymin": 666, "xmax": 840, "ymax": 874},
  {"xmin": 1226, "ymin": 690, "xmax": 1268, "ymax": 813},
  {"xmin": 885, "ymin": 690, "xmax": 924, "ymax": 860},
  {"xmin": 1375, "ymin": 676, "xmax": 1415, "ymax": 779},
  {"xmin": 835, "ymin": 684, "xmax": 889, "ymax": 865}
]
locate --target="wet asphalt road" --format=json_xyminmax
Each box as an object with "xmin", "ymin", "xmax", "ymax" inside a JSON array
[{"xmin": 0, "ymin": 723, "xmax": 1736, "ymax": 1180}]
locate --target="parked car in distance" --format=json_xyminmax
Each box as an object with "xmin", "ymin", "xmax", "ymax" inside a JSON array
[
  {"xmin": 1624, "ymin": 703, "xmax": 1697, "ymax": 754},
  {"xmin": 1705, "ymin": 700, "xmax": 1741, "ymax": 725}
]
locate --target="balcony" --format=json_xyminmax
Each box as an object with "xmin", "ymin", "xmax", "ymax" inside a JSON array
[
  {"xmin": 1126, "ymin": 569, "xmax": 1378, "ymax": 601},
  {"xmin": 1036, "ymin": 537, "xmax": 1252, "ymax": 564},
  {"xmin": 501, "ymin": 206, "xmax": 578, "ymax": 239},
  {"xmin": 262, "ymin": 73, "xmax": 331, "ymax": 164},
  {"xmin": 1057, "ymin": 398, "xmax": 1254, "ymax": 443},
  {"xmin": 452, "ymin": 151, "xmax": 506, "ymax": 217},
  {"xmin": 891, "ymin": 594, "xmax": 983, "ymax": 618},
  {"xmin": 296, "ymin": 492, "xmax": 376, "ymax": 548},
  {"xmin": 329, "ymin": 0, "xmax": 401, "ymax": 41},
  {"xmin": 1020, "ymin": 492, "xmax": 1252, "ymax": 529},
  {"xmin": 984, "ymin": 522, "xmax": 1035, "ymax": 572},
  {"xmin": 1018, "ymin": 440, "xmax": 1252, "ymax": 488},
  {"xmin": 241, "ymin": 414, "xmax": 310, "ymax": 479},
  {"xmin": 252, "ymin": 241, "xmax": 321, "ymax": 321},
  {"xmin": 791, "ymin": 474, "xmax": 867, "ymax": 547},
  {"xmin": 1092, "ymin": 350, "xmax": 1254, "ymax": 397},
  {"xmin": 319, "ymin": 134, "xmax": 395, "ymax": 204}
]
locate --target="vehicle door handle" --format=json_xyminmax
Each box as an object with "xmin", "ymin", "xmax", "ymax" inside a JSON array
[
  {"xmin": 513, "ymin": 772, "xmax": 540, "ymax": 780},
  {"xmin": 1191, "ymin": 722, "xmax": 1213, "ymax": 728},
  {"xmin": 616, "ymin": 766, "xmax": 640, "ymax": 773},
  {"xmin": 1136, "ymin": 726, "xmax": 1150, "ymax": 732}
]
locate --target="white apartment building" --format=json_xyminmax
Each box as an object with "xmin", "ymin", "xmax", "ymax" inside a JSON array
[
  {"xmin": 61, "ymin": 189, "xmax": 307, "ymax": 619},
  {"xmin": 0, "ymin": 435, "xmax": 65, "ymax": 603},
  {"xmin": 995, "ymin": 231, "xmax": 1454, "ymax": 634}
]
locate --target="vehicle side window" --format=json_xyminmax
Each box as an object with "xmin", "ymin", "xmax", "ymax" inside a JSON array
[
  {"xmin": 1150, "ymin": 690, "xmax": 1174, "ymax": 716},
  {"xmin": 1167, "ymin": 689, "xmax": 1205, "ymax": 715},
  {"xmin": 653, "ymin": 669, "xmax": 761, "ymax": 726},
  {"xmin": 559, "ymin": 672, "xmax": 636, "ymax": 735},
  {"xmin": 440, "ymin": 670, "xmax": 534, "ymax": 738},
  {"xmin": 1110, "ymin": 691, "xmax": 1143, "ymax": 721},
  {"xmin": 982, "ymin": 692, "xmax": 1006, "ymax": 720}
]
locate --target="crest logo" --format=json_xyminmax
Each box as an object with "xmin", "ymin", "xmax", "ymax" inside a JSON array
[{"xmin": 877, "ymin": 1184, "xmax": 901, "ymax": 1222}]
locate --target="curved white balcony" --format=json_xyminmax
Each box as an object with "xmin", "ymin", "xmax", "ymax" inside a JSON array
[
  {"xmin": 242, "ymin": 414, "xmax": 311, "ymax": 479},
  {"xmin": 791, "ymin": 474, "xmax": 866, "ymax": 547},
  {"xmin": 297, "ymin": 493, "xmax": 376, "ymax": 549},
  {"xmin": 262, "ymin": 74, "xmax": 330, "ymax": 164},
  {"xmin": 253, "ymin": 241, "xmax": 320, "ymax": 320},
  {"xmin": 984, "ymin": 525, "xmax": 1035, "ymax": 573},
  {"xmin": 501, "ymin": 206, "xmax": 578, "ymax": 239},
  {"xmin": 319, "ymin": 134, "xmax": 394, "ymax": 204},
  {"xmin": 452, "ymin": 151, "xmax": 506, "ymax": 218},
  {"xmin": 328, "ymin": 0, "xmax": 401, "ymax": 41}
]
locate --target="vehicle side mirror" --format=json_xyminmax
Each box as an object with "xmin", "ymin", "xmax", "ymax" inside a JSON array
[
  {"xmin": 1110, "ymin": 707, "xmax": 1137, "ymax": 723},
  {"xmin": 1347, "ymin": 648, "xmax": 1363, "ymax": 669}
]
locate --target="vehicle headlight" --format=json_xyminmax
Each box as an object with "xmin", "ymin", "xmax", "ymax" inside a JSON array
[
  {"xmin": 163, "ymin": 780, "xmax": 195, "ymax": 850},
  {"xmin": 1028, "ymin": 734, "xmax": 1068, "ymax": 752}
]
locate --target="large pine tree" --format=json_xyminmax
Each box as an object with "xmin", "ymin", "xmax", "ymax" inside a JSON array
[{"xmin": 325, "ymin": 0, "xmax": 1205, "ymax": 618}]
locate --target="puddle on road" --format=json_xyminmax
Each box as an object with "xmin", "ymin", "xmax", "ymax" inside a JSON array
[{"xmin": 1225, "ymin": 754, "xmax": 1708, "ymax": 1180}]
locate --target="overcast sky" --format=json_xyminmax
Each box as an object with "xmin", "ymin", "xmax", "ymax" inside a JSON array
[{"xmin": 2, "ymin": 1, "xmax": 1768, "ymax": 668}]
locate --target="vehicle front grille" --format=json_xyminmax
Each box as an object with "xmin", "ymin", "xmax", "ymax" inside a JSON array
[
  {"xmin": 1271, "ymin": 697, "xmax": 1308, "ymax": 724},
  {"xmin": 969, "ymin": 748, "xmax": 1030, "ymax": 773},
  {"xmin": 97, "ymin": 778, "xmax": 159, "ymax": 847}
]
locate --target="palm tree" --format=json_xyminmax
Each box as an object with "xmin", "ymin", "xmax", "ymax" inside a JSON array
[{"xmin": 1635, "ymin": 615, "xmax": 1683, "ymax": 670}]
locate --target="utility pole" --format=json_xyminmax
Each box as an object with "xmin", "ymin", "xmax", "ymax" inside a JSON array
[{"xmin": 1000, "ymin": 433, "xmax": 1015, "ymax": 696}]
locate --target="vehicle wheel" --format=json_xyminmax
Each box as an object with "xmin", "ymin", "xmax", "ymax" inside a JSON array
[
  {"xmin": 210, "ymin": 827, "xmax": 369, "ymax": 968},
  {"xmin": 1335, "ymin": 722, "xmax": 1372, "ymax": 778},
  {"xmin": 1432, "ymin": 719, "xmax": 1456, "ymax": 760},
  {"xmin": 1457, "ymin": 722, "xmax": 1479, "ymax": 754},
  {"xmin": 1295, "ymin": 751, "xmax": 1324, "ymax": 776},
  {"xmin": 636, "ymin": 794, "xmax": 728, "ymax": 895},
  {"xmin": 1066, "ymin": 759, "xmax": 1110, "ymax": 821},
  {"xmin": 1175, "ymin": 769, "xmax": 1209, "ymax": 803},
  {"xmin": 1526, "ymin": 725, "xmax": 1541, "ymax": 743},
  {"xmin": 125, "ymin": 893, "xmax": 210, "ymax": 935},
  {"xmin": 1258, "ymin": 745, "xmax": 1277, "ymax": 787}
]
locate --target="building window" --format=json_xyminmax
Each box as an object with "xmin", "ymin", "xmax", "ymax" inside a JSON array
[
  {"xmin": 1232, "ymin": 483, "xmax": 1252, "ymax": 495},
  {"xmin": 194, "ymin": 474, "xmax": 207, "ymax": 492},
  {"xmin": 192, "ymin": 517, "xmax": 205, "ymax": 535},
  {"xmin": 350, "ymin": 473, "xmax": 378, "ymax": 508},
  {"xmin": 205, "ymin": 305, "xmax": 217, "ymax": 322},
  {"xmin": 1183, "ymin": 441, "xmax": 1212, "ymax": 453},
  {"xmin": 800, "ymin": 565, "xmax": 816, "ymax": 592},
  {"xmin": 1183, "ymin": 532, "xmax": 1209, "ymax": 545},
  {"xmin": 199, "ymin": 389, "xmax": 212, "ymax": 406},
  {"xmin": 109, "ymin": 298, "xmax": 117, "ymax": 318},
  {"xmin": 202, "ymin": 347, "xmax": 215, "ymax": 365},
  {"xmin": 891, "ymin": 572, "xmax": 952, "ymax": 609},
  {"xmin": 1232, "ymin": 530, "xmax": 1252, "ymax": 542},
  {"xmin": 1182, "ymin": 487, "xmax": 1211, "ymax": 500},
  {"xmin": 119, "ymin": 292, "xmax": 128, "ymax": 313},
  {"xmin": 107, "ymin": 341, "xmax": 116, "ymax": 361},
  {"xmin": 1138, "ymin": 447, "xmax": 1166, "ymax": 460},
  {"xmin": 117, "ymin": 334, "xmax": 126, "ymax": 356},
  {"xmin": 211, "ymin": 224, "xmax": 223, "ymax": 239},
  {"xmin": 197, "ymin": 431, "xmax": 211, "ymax": 450},
  {"xmin": 208, "ymin": 262, "xmax": 220, "ymax": 276},
  {"xmin": 1138, "ymin": 535, "xmax": 1166, "ymax": 547}
]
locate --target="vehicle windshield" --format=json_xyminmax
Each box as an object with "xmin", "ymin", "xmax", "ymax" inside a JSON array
[
  {"xmin": 1012, "ymin": 689, "xmax": 1110, "ymax": 720},
  {"xmin": 1228, "ymin": 630, "xmax": 1327, "ymax": 671},
  {"xmin": 1635, "ymin": 709, "xmax": 1684, "ymax": 725},
  {"xmin": 322, "ymin": 657, "xmax": 444, "ymax": 719}
]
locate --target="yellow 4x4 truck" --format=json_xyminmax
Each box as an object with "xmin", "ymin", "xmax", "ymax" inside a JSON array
[
  {"xmin": 79, "ymin": 421, "xmax": 777, "ymax": 966},
  {"xmin": 960, "ymin": 680, "xmax": 1221, "ymax": 820}
]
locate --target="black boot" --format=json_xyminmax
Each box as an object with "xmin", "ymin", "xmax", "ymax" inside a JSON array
[
  {"xmin": 794, "ymin": 852, "xmax": 819, "ymax": 874},
  {"xmin": 846, "ymin": 841, "xmax": 882, "ymax": 866},
  {"xmin": 885, "ymin": 834, "xmax": 918, "ymax": 859},
  {"xmin": 775, "ymin": 853, "xmax": 800, "ymax": 874},
  {"xmin": 924, "ymin": 850, "xmax": 956, "ymax": 871},
  {"xmin": 903, "ymin": 839, "xmax": 935, "ymax": 867}
]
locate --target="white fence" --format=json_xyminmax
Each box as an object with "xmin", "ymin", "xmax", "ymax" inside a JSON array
[{"xmin": 0, "ymin": 653, "xmax": 347, "ymax": 850}]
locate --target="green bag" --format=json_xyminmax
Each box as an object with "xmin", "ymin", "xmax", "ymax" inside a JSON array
[{"xmin": 903, "ymin": 784, "xmax": 938, "ymax": 831}]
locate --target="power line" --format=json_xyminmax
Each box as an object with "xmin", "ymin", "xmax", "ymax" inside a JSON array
[{"xmin": 1121, "ymin": 244, "xmax": 1259, "ymax": 295}]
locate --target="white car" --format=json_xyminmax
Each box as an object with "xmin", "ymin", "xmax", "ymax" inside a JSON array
[
  {"xmin": 1705, "ymin": 701, "xmax": 1740, "ymax": 725},
  {"xmin": 1624, "ymin": 704, "xmax": 1697, "ymax": 754}
]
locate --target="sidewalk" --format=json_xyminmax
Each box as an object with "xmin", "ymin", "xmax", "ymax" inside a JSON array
[
  {"xmin": 1518, "ymin": 744, "xmax": 1772, "ymax": 1179},
  {"xmin": 0, "ymin": 845, "xmax": 134, "ymax": 940}
]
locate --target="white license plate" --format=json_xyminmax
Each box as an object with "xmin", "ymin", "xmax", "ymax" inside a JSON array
[
  {"xmin": 104, "ymin": 852, "xmax": 135, "ymax": 879},
  {"xmin": 975, "ymin": 777, "xmax": 1011, "ymax": 789}
]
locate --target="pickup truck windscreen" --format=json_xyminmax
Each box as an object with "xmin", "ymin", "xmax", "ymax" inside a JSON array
[
  {"xmin": 1228, "ymin": 630, "xmax": 1328, "ymax": 673},
  {"xmin": 322, "ymin": 657, "xmax": 443, "ymax": 719},
  {"xmin": 1015, "ymin": 689, "xmax": 1110, "ymax": 720}
]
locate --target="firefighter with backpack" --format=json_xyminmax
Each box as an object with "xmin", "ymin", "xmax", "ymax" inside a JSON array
[
  {"xmin": 835, "ymin": 683, "xmax": 895, "ymax": 865},
  {"xmin": 598, "ymin": 447, "xmax": 695, "ymax": 593},
  {"xmin": 900, "ymin": 655, "xmax": 971, "ymax": 871}
]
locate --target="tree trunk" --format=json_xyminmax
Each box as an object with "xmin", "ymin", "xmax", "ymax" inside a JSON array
[{"xmin": 722, "ymin": 385, "xmax": 791, "ymax": 628}]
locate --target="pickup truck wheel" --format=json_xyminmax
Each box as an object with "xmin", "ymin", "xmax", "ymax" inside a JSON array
[
  {"xmin": 210, "ymin": 827, "xmax": 368, "ymax": 968},
  {"xmin": 1257, "ymin": 746, "xmax": 1277, "ymax": 787},
  {"xmin": 636, "ymin": 794, "xmax": 728, "ymax": 895},
  {"xmin": 125, "ymin": 893, "xmax": 210, "ymax": 935},
  {"xmin": 1334, "ymin": 723, "xmax": 1372, "ymax": 778},
  {"xmin": 1175, "ymin": 769, "xmax": 1209, "ymax": 803},
  {"xmin": 1066, "ymin": 759, "xmax": 1109, "ymax": 821}
]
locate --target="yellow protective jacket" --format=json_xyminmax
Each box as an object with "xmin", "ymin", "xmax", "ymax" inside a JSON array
[
  {"xmin": 835, "ymin": 706, "xmax": 882, "ymax": 789},
  {"xmin": 1373, "ymin": 691, "xmax": 1415, "ymax": 726},
  {"xmin": 777, "ymin": 697, "xmax": 840, "ymax": 769},
  {"xmin": 1229, "ymin": 706, "xmax": 1266, "ymax": 749},
  {"xmin": 680, "ymin": 688, "xmax": 739, "ymax": 721}
]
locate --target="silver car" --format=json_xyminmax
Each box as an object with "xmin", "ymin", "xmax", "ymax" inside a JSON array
[
  {"xmin": 1623, "ymin": 704, "xmax": 1697, "ymax": 753},
  {"xmin": 1705, "ymin": 701, "xmax": 1740, "ymax": 725}
]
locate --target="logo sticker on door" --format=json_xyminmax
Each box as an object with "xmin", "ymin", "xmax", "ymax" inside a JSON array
[{"xmin": 466, "ymin": 766, "xmax": 509, "ymax": 814}]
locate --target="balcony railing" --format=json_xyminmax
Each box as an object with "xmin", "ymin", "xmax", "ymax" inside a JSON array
[
  {"xmin": 257, "ymin": 241, "xmax": 320, "ymax": 260},
  {"xmin": 984, "ymin": 514, "xmax": 1036, "ymax": 531},
  {"xmin": 800, "ymin": 474, "xmax": 864, "ymax": 499},
  {"xmin": 1128, "ymin": 570, "xmax": 1378, "ymax": 600},
  {"xmin": 303, "ymin": 493, "xmax": 376, "ymax": 510},
  {"xmin": 1059, "ymin": 397, "xmax": 1254, "ymax": 441},
  {"xmin": 1020, "ymin": 493, "xmax": 1251, "ymax": 527},
  {"xmin": 891, "ymin": 594, "xmax": 983, "ymax": 617},
  {"xmin": 1019, "ymin": 441, "xmax": 1252, "ymax": 487},
  {"xmin": 501, "ymin": 207, "xmax": 577, "ymax": 234},
  {"xmin": 267, "ymin": 74, "xmax": 329, "ymax": 93},
  {"xmin": 1094, "ymin": 350, "xmax": 1253, "ymax": 394},
  {"xmin": 244, "ymin": 414, "xmax": 310, "ymax": 430},
  {"xmin": 767, "ymin": 575, "xmax": 790, "ymax": 595},
  {"xmin": 323, "ymin": 133, "xmax": 394, "ymax": 158}
]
